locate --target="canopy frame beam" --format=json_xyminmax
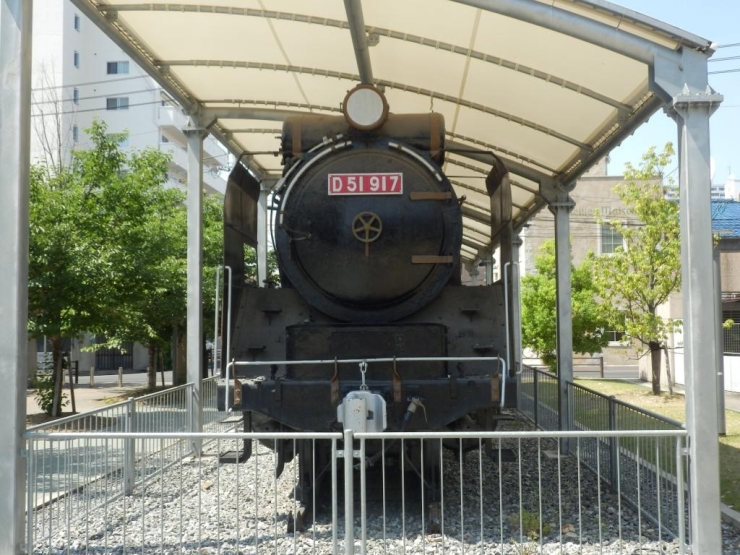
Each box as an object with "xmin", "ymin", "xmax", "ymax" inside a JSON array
[
  {"xmin": 344, "ymin": 0, "xmax": 374, "ymax": 84},
  {"xmin": 452, "ymin": 0, "xmax": 693, "ymax": 66}
]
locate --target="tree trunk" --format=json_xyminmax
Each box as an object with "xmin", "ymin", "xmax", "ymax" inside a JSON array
[
  {"xmin": 50, "ymin": 335, "xmax": 64, "ymax": 416},
  {"xmin": 147, "ymin": 342, "xmax": 157, "ymax": 391},
  {"xmin": 649, "ymin": 341, "xmax": 662, "ymax": 395},
  {"xmin": 174, "ymin": 330, "xmax": 187, "ymax": 385},
  {"xmin": 663, "ymin": 344, "xmax": 674, "ymax": 395}
]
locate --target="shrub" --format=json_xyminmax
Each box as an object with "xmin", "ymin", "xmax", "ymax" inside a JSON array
[{"xmin": 34, "ymin": 372, "xmax": 68, "ymax": 415}]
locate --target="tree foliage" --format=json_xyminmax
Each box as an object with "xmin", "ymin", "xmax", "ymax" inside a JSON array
[
  {"xmin": 28, "ymin": 124, "xmax": 128, "ymax": 414},
  {"xmin": 521, "ymin": 240, "xmax": 610, "ymax": 370},
  {"xmin": 29, "ymin": 120, "xmax": 225, "ymax": 411},
  {"xmin": 590, "ymin": 144, "xmax": 680, "ymax": 395}
]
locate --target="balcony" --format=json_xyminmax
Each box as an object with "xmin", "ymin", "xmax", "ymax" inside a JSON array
[
  {"xmin": 163, "ymin": 145, "xmax": 226, "ymax": 196},
  {"xmin": 157, "ymin": 105, "xmax": 188, "ymax": 130},
  {"xmin": 157, "ymin": 106, "xmax": 227, "ymax": 165}
]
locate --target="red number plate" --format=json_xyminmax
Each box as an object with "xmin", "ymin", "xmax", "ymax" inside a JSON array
[{"xmin": 328, "ymin": 173, "xmax": 403, "ymax": 195}]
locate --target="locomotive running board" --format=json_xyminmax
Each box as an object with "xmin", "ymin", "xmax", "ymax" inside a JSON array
[
  {"xmin": 411, "ymin": 255, "xmax": 454, "ymax": 264},
  {"xmin": 409, "ymin": 192, "xmax": 452, "ymax": 201}
]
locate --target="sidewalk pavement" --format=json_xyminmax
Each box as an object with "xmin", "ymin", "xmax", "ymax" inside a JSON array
[{"xmin": 26, "ymin": 380, "xmax": 153, "ymax": 423}]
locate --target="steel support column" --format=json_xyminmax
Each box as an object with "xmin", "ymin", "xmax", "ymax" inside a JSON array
[
  {"xmin": 185, "ymin": 127, "xmax": 206, "ymax": 454},
  {"xmin": 0, "ymin": 1, "xmax": 32, "ymax": 552},
  {"xmin": 510, "ymin": 234, "xmax": 523, "ymax": 376},
  {"xmin": 673, "ymin": 87, "xmax": 723, "ymax": 552},
  {"xmin": 549, "ymin": 193, "xmax": 574, "ymax": 448},
  {"xmin": 468, "ymin": 263, "xmax": 479, "ymax": 286},
  {"xmin": 714, "ymin": 245, "xmax": 726, "ymax": 436},
  {"xmin": 484, "ymin": 257, "xmax": 493, "ymax": 285},
  {"xmin": 257, "ymin": 187, "xmax": 269, "ymax": 287}
]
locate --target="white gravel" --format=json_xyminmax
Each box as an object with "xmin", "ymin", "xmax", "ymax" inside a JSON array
[{"xmin": 28, "ymin": 417, "xmax": 740, "ymax": 554}]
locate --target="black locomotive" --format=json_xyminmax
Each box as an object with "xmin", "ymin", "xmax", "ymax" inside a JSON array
[{"xmin": 217, "ymin": 85, "xmax": 516, "ymax": 527}]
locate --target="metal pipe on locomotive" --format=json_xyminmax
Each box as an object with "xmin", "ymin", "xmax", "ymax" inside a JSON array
[{"xmin": 217, "ymin": 85, "xmax": 518, "ymax": 529}]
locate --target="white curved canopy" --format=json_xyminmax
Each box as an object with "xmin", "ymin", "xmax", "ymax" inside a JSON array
[{"xmin": 72, "ymin": 0, "xmax": 714, "ymax": 262}]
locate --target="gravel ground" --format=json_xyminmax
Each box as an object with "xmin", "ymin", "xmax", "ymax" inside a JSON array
[{"xmin": 29, "ymin": 417, "xmax": 740, "ymax": 554}]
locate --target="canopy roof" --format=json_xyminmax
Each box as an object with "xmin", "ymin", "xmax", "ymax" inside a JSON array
[{"xmin": 73, "ymin": 0, "xmax": 714, "ymax": 264}]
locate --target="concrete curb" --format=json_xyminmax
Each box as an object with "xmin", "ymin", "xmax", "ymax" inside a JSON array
[{"xmin": 722, "ymin": 504, "xmax": 740, "ymax": 530}]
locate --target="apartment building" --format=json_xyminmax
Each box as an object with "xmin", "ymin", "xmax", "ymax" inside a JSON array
[{"xmin": 31, "ymin": 0, "xmax": 228, "ymax": 195}]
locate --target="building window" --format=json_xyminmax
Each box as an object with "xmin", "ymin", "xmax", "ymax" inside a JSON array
[
  {"xmin": 73, "ymin": 88, "xmax": 79, "ymax": 105},
  {"xmin": 106, "ymin": 61, "xmax": 130, "ymax": 75},
  {"xmin": 72, "ymin": 125, "xmax": 79, "ymax": 143},
  {"xmin": 73, "ymin": 51, "xmax": 80, "ymax": 68},
  {"xmin": 106, "ymin": 97, "xmax": 129, "ymax": 110},
  {"xmin": 160, "ymin": 134, "xmax": 170, "ymax": 143},
  {"xmin": 604, "ymin": 330, "xmax": 626, "ymax": 345},
  {"xmin": 600, "ymin": 223, "xmax": 624, "ymax": 255},
  {"xmin": 74, "ymin": 14, "xmax": 81, "ymax": 31}
]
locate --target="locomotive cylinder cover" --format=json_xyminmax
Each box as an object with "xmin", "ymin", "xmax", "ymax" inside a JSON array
[{"xmin": 276, "ymin": 114, "xmax": 462, "ymax": 323}]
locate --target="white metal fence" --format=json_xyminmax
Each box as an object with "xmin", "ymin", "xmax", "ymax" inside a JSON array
[
  {"xmin": 24, "ymin": 370, "xmax": 694, "ymax": 554},
  {"xmin": 24, "ymin": 376, "xmax": 233, "ymax": 550},
  {"xmin": 24, "ymin": 427, "xmax": 689, "ymax": 554},
  {"xmin": 519, "ymin": 366, "xmax": 688, "ymax": 541},
  {"xmin": 724, "ymin": 323, "xmax": 740, "ymax": 355}
]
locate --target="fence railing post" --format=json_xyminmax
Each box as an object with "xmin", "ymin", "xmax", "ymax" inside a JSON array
[
  {"xmin": 533, "ymin": 370, "xmax": 539, "ymax": 429},
  {"xmin": 608, "ymin": 396, "xmax": 618, "ymax": 488},
  {"xmin": 26, "ymin": 437, "xmax": 34, "ymax": 552},
  {"xmin": 344, "ymin": 429, "xmax": 354, "ymax": 555},
  {"xmin": 676, "ymin": 435, "xmax": 687, "ymax": 549},
  {"xmin": 187, "ymin": 383, "xmax": 200, "ymax": 456},
  {"xmin": 124, "ymin": 397, "xmax": 136, "ymax": 495}
]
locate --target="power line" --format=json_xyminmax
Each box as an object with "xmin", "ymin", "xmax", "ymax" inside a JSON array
[
  {"xmin": 30, "ymin": 99, "xmax": 162, "ymax": 118},
  {"xmin": 32, "ymin": 87, "xmax": 163, "ymax": 107},
  {"xmin": 31, "ymin": 74, "xmax": 153, "ymax": 92},
  {"xmin": 709, "ymin": 55, "xmax": 740, "ymax": 63},
  {"xmin": 717, "ymin": 43, "xmax": 740, "ymax": 49},
  {"xmin": 709, "ymin": 67, "xmax": 740, "ymax": 75}
]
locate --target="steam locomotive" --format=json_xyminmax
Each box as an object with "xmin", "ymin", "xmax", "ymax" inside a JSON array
[{"xmin": 217, "ymin": 85, "xmax": 516, "ymax": 528}]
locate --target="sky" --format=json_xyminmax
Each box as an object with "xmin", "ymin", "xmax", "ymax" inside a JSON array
[{"xmin": 604, "ymin": 0, "xmax": 740, "ymax": 185}]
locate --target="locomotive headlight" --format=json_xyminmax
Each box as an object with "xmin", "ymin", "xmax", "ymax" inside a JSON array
[{"xmin": 342, "ymin": 84, "xmax": 389, "ymax": 131}]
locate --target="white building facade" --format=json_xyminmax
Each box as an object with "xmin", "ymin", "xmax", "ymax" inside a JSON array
[{"xmin": 31, "ymin": 0, "xmax": 227, "ymax": 195}]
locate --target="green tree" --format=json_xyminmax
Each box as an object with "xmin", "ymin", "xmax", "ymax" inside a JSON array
[
  {"xmin": 590, "ymin": 144, "xmax": 680, "ymax": 395},
  {"xmin": 28, "ymin": 122, "xmax": 130, "ymax": 414},
  {"xmin": 91, "ymin": 156, "xmax": 187, "ymax": 391},
  {"xmin": 29, "ymin": 120, "xmax": 227, "ymax": 408},
  {"xmin": 521, "ymin": 240, "xmax": 610, "ymax": 370},
  {"xmin": 83, "ymin": 127, "xmax": 226, "ymax": 390}
]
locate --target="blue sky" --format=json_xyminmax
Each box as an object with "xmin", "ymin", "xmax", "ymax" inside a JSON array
[{"xmin": 605, "ymin": 0, "xmax": 740, "ymax": 184}]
